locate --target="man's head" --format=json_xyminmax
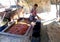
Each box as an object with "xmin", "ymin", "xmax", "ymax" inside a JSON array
[
  {"xmin": 21, "ymin": 6, "xmax": 23, "ymax": 9},
  {"xmin": 34, "ymin": 4, "xmax": 38, "ymax": 9}
]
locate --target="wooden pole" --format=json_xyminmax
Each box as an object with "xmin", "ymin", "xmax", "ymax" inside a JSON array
[{"xmin": 56, "ymin": 0, "xmax": 58, "ymax": 18}]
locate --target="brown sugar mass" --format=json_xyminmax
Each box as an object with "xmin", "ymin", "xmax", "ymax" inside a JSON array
[{"xmin": 7, "ymin": 24, "xmax": 29, "ymax": 35}]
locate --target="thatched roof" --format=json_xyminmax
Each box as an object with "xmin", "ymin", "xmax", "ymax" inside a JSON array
[
  {"xmin": 17, "ymin": 0, "xmax": 51, "ymax": 13},
  {"xmin": 51, "ymin": 0, "xmax": 60, "ymax": 4},
  {"xmin": 24, "ymin": 0, "xmax": 60, "ymax": 4}
]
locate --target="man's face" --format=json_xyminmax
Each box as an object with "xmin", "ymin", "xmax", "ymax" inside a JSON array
[{"xmin": 34, "ymin": 6, "xmax": 37, "ymax": 9}]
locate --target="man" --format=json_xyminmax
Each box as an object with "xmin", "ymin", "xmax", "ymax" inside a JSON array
[{"xmin": 29, "ymin": 4, "xmax": 40, "ymax": 21}]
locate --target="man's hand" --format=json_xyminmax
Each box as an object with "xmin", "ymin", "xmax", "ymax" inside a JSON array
[{"xmin": 36, "ymin": 15, "xmax": 41, "ymax": 20}]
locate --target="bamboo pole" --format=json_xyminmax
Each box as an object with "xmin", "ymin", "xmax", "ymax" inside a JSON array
[{"xmin": 56, "ymin": 0, "xmax": 58, "ymax": 18}]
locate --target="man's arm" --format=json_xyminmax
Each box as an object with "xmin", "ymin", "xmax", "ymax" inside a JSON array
[{"xmin": 36, "ymin": 15, "xmax": 41, "ymax": 20}]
